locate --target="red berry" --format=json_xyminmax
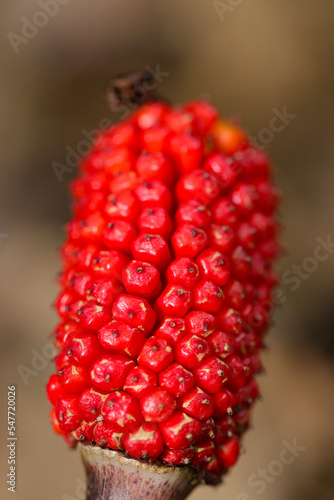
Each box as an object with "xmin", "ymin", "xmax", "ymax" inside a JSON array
[
  {"xmin": 112, "ymin": 294, "xmax": 156, "ymax": 335},
  {"xmin": 175, "ymin": 333, "xmax": 211, "ymax": 369},
  {"xmin": 103, "ymin": 220, "xmax": 137, "ymax": 254},
  {"xmin": 179, "ymin": 386, "xmax": 214, "ymax": 420},
  {"xmin": 55, "ymin": 395, "xmax": 83, "ymax": 432},
  {"xmin": 192, "ymin": 438, "xmax": 215, "ymax": 467},
  {"xmin": 141, "ymin": 125, "xmax": 170, "ymax": 153},
  {"xmin": 98, "ymin": 320, "xmax": 146, "ymax": 359},
  {"xmin": 212, "ymin": 198, "xmax": 239, "ymax": 227},
  {"xmin": 91, "ymin": 249, "xmax": 129, "ymax": 279},
  {"xmin": 166, "ymin": 257, "xmax": 200, "ymax": 289},
  {"xmin": 204, "ymin": 153, "xmax": 239, "ymax": 192},
  {"xmin": 185, "ymin": 310, "xmax": 216, "ymax": 337},
  {"xmin": 212, "ymin": 389, "xmax": 233, "ymax": 418},
  {"xmin": 132, "ymin": 233, "xmax": 172, "ymax": 272},
  {"xmin": 87, "ymin": 278, "xmax": 123, "ymax": 308},
  {"xmin": 90, "ymin": 355, "xmax": 135, "ymax": 391},
  {"xmin": 172, "ymin": 224, "xmax": 208, "ymax": 259},
  {"xmin": 79, "ymin": 388, "xmax": 108, "ymax": 422},
  {"xmin": 102, "ymin": 391, "xmax": 142, "ymax": 431},
  {"xmin": 159, "ymin": 362, "xmax": 194, "ymax": 398},
  {"xmin": 46, "ymin": 374, "xmax": 65, "ymax": 406},
  {"xmin": 135, "ymin": 179, "xmax": 172, "ymax": 212},
  {"xmin": 124, "ymin": 366, "xmax": 158, "ymax": 399},
  {"xmin": 194, "ymin": 356, "xmax": 228, "ymax": 394},
  {"xmin": 208, "ymin": 330, "xmax": 235, "ymax": 360},
  {"xmin": 208, "ymin": 224, "xmax": 235, "ymax": 252},
  {"xmin": 216, "ymin": 436, "xmax": 240, "ymax": 468},
  {"xmin": 124, "ymin": 423, "xmax": 164, "ymax": 461},
  {"xmin": 58, "ymin": 363, "xmax": 91, "ymax": 393},
  {"xmin": 138, "ymin": 338, "xmax": 174, "ymax": 373},
  {"xmin": 140, "ymin": 388, "xmax": 176, "ymax": 422},
  {"xmin": 176, "ymin": 170, "xmax": 220, "ymax": 205},
  {"xmin": 168, "ymin": 133, "xmax": 203, "ymax": 175},
  {"xmin": 65, "ymin": 331, "xmax": 103, "ymax": 366},
  {"xmin": 154, "ymin": 284, "xmax": 192, "ymax": 319},
  {"xmin": 175, "ymin": 200, "xmax": 211, "ymax": 229},
  {"xmin": 154, "ymin": 317, "xmax": 187, "ymax": 345},
  {"xmin": 160, "ymin": 447, "xmax": 194, "ymax": 466},
  {"xmin": 104, "ymin": 190, "xmax": 139, "ymax": 222},
  {"xmin": 136, "ymin": 152, "xmax": 174, "ymax": 187},
  {"xmin": 76, "ymin": 302, "xmax": 113, "ymax": 332},
  {"xmin": 193, "ymin": 280, "xmax": 224, "ymax": 313},
  {"xmin": 122, "ymin": 260, "xmax": 161, "ymax": 300},
  {"xmin": 159, "ymin": 411, "xmax": 202, "ymax": 448},
  {"xmin": 196, "ymin": 248, "xmax": 230, "ymax": 286},
  {"xmin": 138, "ymin": 207, "xmax": 173, "ymax": 240},
  {"xmin": 184, "ymin": 100, "xmax": 218, "ymax": 135},
  {"xmin": 93, "ymin": 421, "xmax": 124, "ymax": 450}
]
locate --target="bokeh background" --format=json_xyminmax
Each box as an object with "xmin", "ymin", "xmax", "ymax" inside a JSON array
[{"xmin": 1, "ymin": 1, "xmax": 334, "ymax": 499}]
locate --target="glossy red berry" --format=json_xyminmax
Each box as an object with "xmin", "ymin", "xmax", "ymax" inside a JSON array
[
  {"xmin": 194, "ymin": 356, "xmax": 228, "ymax": 394},
  {"xmin": 196, "ymin": 248, "xmax": 230, "ymax": 286},
  {"xmin": 136, "ymin": 152, "xmax": 174, "ymax": 187},
  {"xmin": 154, "ymin": 317, "xmax": 187, "ymax": 344},
  {"xmin": 193, "ymin": 280, "xmax": 224, "ymax": 313},
  {"xmin": 98, "ymin": 320, "xmax": 146, "ymax": 359},
  {"xmin": 216, "ymin": 436, "xmax": 240, "ymax": 468},
  {"xmin": 138, "ymin": 337, "xmax": 174, "ymax": 373},
  {"xmin": 122, "ymin": 260, "xmax": 161, "ymax": 300},
  {"xmin": 46, "ymin": 374, "xmax": 65, "ymax": 406},
  {"xmin": 65, "ymin": 331, "xmax": 103, "ymax": 367},
  {"xmin": 90, "ymin": 355, "xmax": 135, "ymax": 391},
  {"xmin": 175, "ymin": 333, "xmax": 211, "ymax": 369},
  {"xmin": 154, "ymin": 284, "xmax": 192, "ymax": 320},
  {"xmin": 58, "ymin": 363, "xmax": 91, "ymax": 393},
  {"xmin": 179, "ymin": 386, "xmax": 214, "ymax": 420},
  {"xmin": 184, "ymin": 310, "xmax": 216, "ymax": 337},
  {"xmin": 79, "ymin": 387, "xmax": 108, "ymax": 422},
  {"xmin": 93, "ymin": 421, "xmax": 124, "ymax": 449},
  {"xmin": 112, "ymin": 294, "xmax": 156, "ymax": 334},
  {"xmin": 132, "ymin": 233, "xmax": 172, "ymax": 272},
  {"xmin": 138, "ymin": 207, "xmax": 173, "ymax": 240},
  {"xmin": 140, "ymin": 388, "xmax": 176, "ymax": 422},
  {"xmin": 124, "ymin": 366, "xmax": 158, "ymax": 399},
  {"xmin": 166, "ymin": 257, "xmax": 200, "ymax": 289},
  {"xmin": 172, "ymin": 224, "xmax": 208, "ymax": 259},
  {"xmin": 124, "ymin": 423, "xmax": 164, "ymax": 461},
  {"xmin": 102, "ymin": 391, "xmax": 142, "ymax": 431},
  {"xmin": 176, "ymin": 170, "xmax": 220, "ymax": 206},
  {"xmin": 159, "ymin": 411, "xmax": 202, "ymax": 448},
  {"xmin": 55, "ymin": 395, "xmax": 83, "ymax": 432},
  {"xmin": 175, "ymin": 200, "xmax": 211, "ymax": 230},
  {"xmin": 159, "ymin": 362, "xmax": 194, "ymax": 398},
  {"xmin": 104, "ymin": 190, "xmax": 139, "ymax": 222},
  {"xmin": 103, "ymin": 220, "xmax": 137, "ymax": 254}
]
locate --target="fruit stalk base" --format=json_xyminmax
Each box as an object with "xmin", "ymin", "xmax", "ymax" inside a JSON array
[{"xmin": 78, "ymin": 442, "xmax": 198, "ymax": 500}]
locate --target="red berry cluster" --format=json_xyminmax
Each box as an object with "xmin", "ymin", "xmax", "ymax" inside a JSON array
[{"xmin": 47, "ymin": 100, "xmax": 280, "ymax": 483}]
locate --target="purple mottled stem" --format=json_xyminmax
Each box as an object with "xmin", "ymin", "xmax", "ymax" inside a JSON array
[{"xmin": 78, "ymin": 443, "xmax": 199, "ymax": 500}]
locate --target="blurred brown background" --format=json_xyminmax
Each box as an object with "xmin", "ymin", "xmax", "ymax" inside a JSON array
[{"xmin": 1, "ymin": 1, "xmax": 334, "ymax": 499}]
